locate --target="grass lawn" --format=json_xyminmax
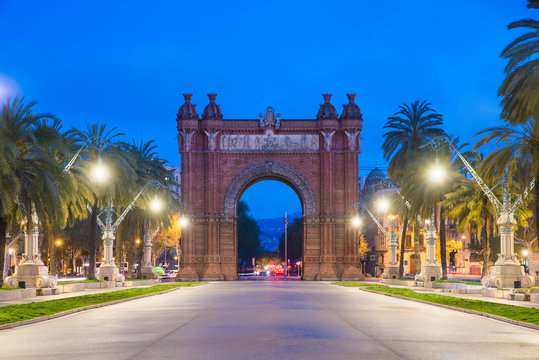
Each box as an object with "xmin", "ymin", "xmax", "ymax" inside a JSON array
[
  {"xmin": 365, "ymin": 286, "xmax": 539, "ymax": 326},
  {"xmin": 57, "ymin": 279, "xmax": 105, "ymax": 285},
  {"xmin": 0, "ymin": 282, "xmax": 202, "ymax": 325},
  {"xmin": 0, "ymin": 287, "xmax": 21, "ymax": 291},
  {"xmin": 334, "ymin": 282, "xmax": 387, "ymax": 287}
]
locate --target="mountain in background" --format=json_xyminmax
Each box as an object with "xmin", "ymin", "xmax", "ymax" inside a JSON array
[{"xmin": 257, "ymin": 211, "xmax": 302, "ymax": 251}]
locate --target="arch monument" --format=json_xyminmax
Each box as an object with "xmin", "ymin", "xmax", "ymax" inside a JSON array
[{"xmin": 176, "ymin": 93, "xmax": 364, "ymax": 281}]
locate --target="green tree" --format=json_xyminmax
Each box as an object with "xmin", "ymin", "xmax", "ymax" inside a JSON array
[
  {"xmin": 382, "ymin": 100, "xmax": 445, "ymax": 277},
  {"xmin": 237, "ymin": 201, "xmax": 261, "ymax": 265},
  {"xmin": 0, "ymin": 98, "xmax": 72, "ymax": 285}
]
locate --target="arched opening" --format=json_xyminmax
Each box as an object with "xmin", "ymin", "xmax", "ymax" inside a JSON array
[{"xmin": 237, "ymin": 179, "xmax": 302, "ymax": 279}]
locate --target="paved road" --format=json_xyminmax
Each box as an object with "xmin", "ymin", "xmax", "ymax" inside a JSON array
[{"xmin": 0, "ymin": 279, "xmax": 538, "ymax": 360}]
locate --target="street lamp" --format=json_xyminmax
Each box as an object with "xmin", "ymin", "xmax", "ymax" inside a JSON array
[
  {"xmin": 352, "ymin": 216, "xmax": 362, "ymax": 228},
  {"xmin": 376, "ymin": 198, "xmax": 390, "ymax": 213},
  {"xmin": 95, "ymin": 179, "xmax": 166, "ymax": 282},
  {"xmin": 179, "ymin": 216, "xmax": 189, "ymax": 228},
  {"xmin": 91, "ymin": 155, "xmax": 109, "ymax": 183},
  {"xmin": 149, "ymin": 193, "xmax": 163, "ymax": 212},
  {"xmin": 423, "ymin": 136, "xmax": 535, "ymax": 288}
]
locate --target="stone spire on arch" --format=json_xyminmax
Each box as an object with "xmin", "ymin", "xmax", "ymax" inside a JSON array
[
  {"xmin": 316, "ymin": 93, "xmax": 338, "ymax": 119},
  {"xmin": 202, "ymin": 93, "xmax": 223, "ymax": 120},
  {"xmin": 177, "ymin": 93, "xmax": 199, "ymax": 120},
  {"xmin": 340, "ymin": 93, "xmax": 363, "ymax": 120}
]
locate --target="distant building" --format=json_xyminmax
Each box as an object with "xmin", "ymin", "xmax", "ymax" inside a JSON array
[{"xmin": 165, "ymin": 165, "xmax": 181, "ymax": 200}]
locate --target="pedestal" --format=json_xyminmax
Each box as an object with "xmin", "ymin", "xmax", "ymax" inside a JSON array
[
  {"xmin": 96, "ymin": 264, "xmax": 125, "ymax": 282},
  {"xmin": 481, "ymin": 262, "xmax": 535, "ymax": 288},
  {"xmin": 381, "ymin": 265, "xmax": 400, "ymax": 279},
  {"xmin": 141, "ymin": 244, "xmax": 158, "ymax": 279},
  {"xmin": 95, "ymin": 235, "xmax": 124, "ymax": 282},
  {"xmin": 4, "ymin": 263, "xmax": 57, "ymax": 289},
  {"xmin": 4, "ymin": 219, "xmax": 57, "ymax": 289},
  {"xmin": 415, "ymin": 264, "xmax": 443, "ymax": 282},
  {"xmin": 481, "ymin": 210, "xmax": 536, "ymax": 288},
  {"xmin": 141, "ymin": 265, "xmax": 159, "ymax": 279}
]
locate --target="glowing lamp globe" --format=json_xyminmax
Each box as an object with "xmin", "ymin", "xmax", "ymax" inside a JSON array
[
  {"xmin": 376, "ymin": 198, "xmax": 390, "ymax": 213},
  {"xmin": 179, "ymin": 216, "xmax": 189, "ymax": 228},
  {"xmin": 149, "ymin": 195, "xmax": 162, "ymax": 212},
  {"xmin": 351, "ymin": 216, "xmax": 362, "ymax": 228},
  {"xmin": 430, "ymin": 166, "xmax": 444, "ymax": 182},
  {"xmin": 92, "ymin": 156, "xmax": 108, "ymax": 183}
]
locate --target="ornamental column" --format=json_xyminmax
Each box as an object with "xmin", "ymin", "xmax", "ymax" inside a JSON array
[
  {"xmin": 382, "ymin": 219, "xmax": 400, "ymax": 279},
  {"xmin": 415, "ymin": 215, "xmax": 442, "ymax": 282},
  {"xmin": 4, "ymin": 210, "xmax": 57, "ymax": 289},
  {"xmin": 481, "ymin": 187, "xmax": 534, "ymax": 288}
]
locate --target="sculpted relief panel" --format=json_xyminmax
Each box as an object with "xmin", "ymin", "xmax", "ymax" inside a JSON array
[{"xmin": 220, "ymin": 130, "xmax": 319, "ymax": 151}]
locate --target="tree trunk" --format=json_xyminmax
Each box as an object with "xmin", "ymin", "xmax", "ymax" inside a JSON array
[
  {"xmin": 535, "ymin": 166, "xmax": 539, "ymax": 242},
  {"xmin": 398, "ymin": 212, "xmax": 408, "ymax": 278},
  {"xmin": 0, "ymin": 217, "xmax": 7, "ymax": 286},
  {"xmin": 137, "ymin": 219, "xmax": 144, "ymax": 278},
  {"xmin": 48, "ymin": 229, "xmax": 57, "ymax": 276},
  {"xmin": 413, "ymin": 219, "xmax": 421, "ymax": 274},
  {"xmin": 88, "ymin": 201, "xmax": 98, "ymax": 279},
  {"xmin": 439, "ymin": 206, "xmax": 447, "ymax": 279},
  {"xmin": 480, "ymin": 213, "xmax": 489, "ymax": 277}
]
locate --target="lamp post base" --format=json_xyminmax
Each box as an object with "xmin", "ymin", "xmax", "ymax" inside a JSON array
[
  {"xmin": 381, "ymin": 265, "xmax": 400, "ymax": 280},
  {"xmin": 4, "ymin": 263, "xmax": 57, "ymax": 289},
  {"xmin": 481, "ymin": 263, "xmax": 535, "ymax": 288},
  {"xmin": 96, "ymin": 264, "xmax": 125, "ymax": 282},
  {"xmin": 415, "ymin": 264, "xmax": 443, "ymax": 282},
  {"xmin": 141, "ymin": 265, "xmax": 159, "ymax": 279}
]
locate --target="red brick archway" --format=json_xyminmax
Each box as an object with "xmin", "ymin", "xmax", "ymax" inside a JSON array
[{"xmin": 176, "ymin": 93, "xmax": 364, "ymax": 281}]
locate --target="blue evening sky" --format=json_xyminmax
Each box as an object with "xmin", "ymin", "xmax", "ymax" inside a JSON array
[{"xmin": 0, "ymin": 0, "xmax": 532, "ymax": 218}]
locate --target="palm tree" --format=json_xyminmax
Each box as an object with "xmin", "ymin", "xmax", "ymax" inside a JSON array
[
  {"xmin": 382, "ymin": 100, "xmax": 445, "ymax": 277},
  {"xmin": 475, "ymin": 121, "xmax": 539, "ymax": 238},
  {"xmin": 69, "ymin": 123, "xmax": 136, "ymax": 279},
  {"xmin": 0, "ymin": 97, "xmax": 68, "ymax": 285},
  {"xmin": 399, "ymin": 137, "xmax": 467, "ymax": 279},
  {"xmin": 499, "ymin": 0, "xmax": 539, "ymax": 126}
]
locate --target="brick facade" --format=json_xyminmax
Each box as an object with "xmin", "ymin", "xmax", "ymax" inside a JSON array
[{"xmin": 176, "ymin": 93, "xmax": 364, "ymax": 280}]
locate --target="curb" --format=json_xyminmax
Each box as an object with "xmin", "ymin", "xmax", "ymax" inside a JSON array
[
  {"xmin": 359, "ymin": 288, "xmax": 539, "ymax": 331},
  {"xmin": 0, "ymin": 285, "xmax": 191, "ymax": 331}
]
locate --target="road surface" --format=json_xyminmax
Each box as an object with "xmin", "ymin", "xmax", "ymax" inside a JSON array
[{"xmin": 0, "ymin": 279, "xmax": 538, "ymax": 359}]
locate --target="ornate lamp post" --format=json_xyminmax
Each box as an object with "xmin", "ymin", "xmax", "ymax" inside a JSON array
[
  {"xmin": 423, "ymin": 136, "xmax": 535, "ymax": 288},
  {"xmin": 414, "ymin": 213, "xmax": 442, "ymax": 282},
  {"xmin": 353, "ymin": 187, "xmax": 400, "ymax": 280},
  {"xmin": 95, "ymin": 180, "xmax": 165, "ymax": 281}
]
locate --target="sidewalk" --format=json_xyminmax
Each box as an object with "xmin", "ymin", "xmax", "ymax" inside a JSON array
[
  {"xmin": 0, "ymin": 282, "xmax": 165, "ymax": 308},
  {"xmin": 361, "ymin": 280, "xmax": 539, "ymax": 309}
]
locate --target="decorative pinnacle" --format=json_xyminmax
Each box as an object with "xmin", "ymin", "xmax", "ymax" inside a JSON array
[
  {"xmin": 346, "ymin": 93, "xmax": 356, "ymax": 103},
  {"xmin": 208, "ymin": 93, "xmax": 217, "ymax": 103},
  {"xmin": 182, "ymin": 93, "xmax": 193, "ymax": 102},
  {"xmin": 322, "ymin": 93, "xmax": 332, "ymax": 103}
]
